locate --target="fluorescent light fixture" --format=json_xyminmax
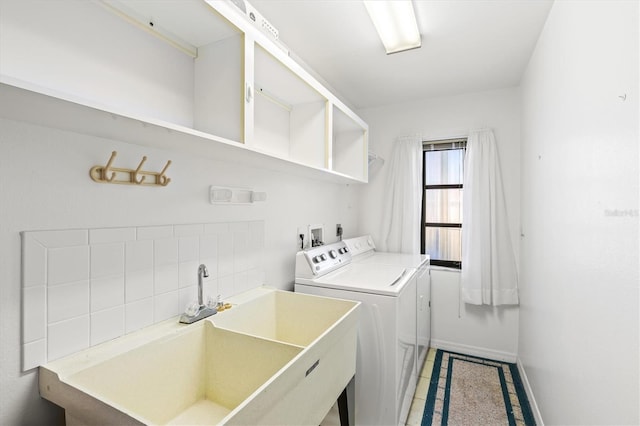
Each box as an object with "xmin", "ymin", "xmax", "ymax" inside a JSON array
[{"xmin": 363, "ymin": 0, "xmax": 421, "ymax": 54}]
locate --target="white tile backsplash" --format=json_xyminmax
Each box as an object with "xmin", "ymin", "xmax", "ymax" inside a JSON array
[
  {"xmin": 199, "ymin": 235, "xmax": 218, "ymax": 259},
  {"xmin": 234, "ymin": 271, "xmax": 249, "ymax": 294},
  {"xmin": 90, "ymin": 306, "xmax": 125, "ymax": 346},
  {"xmin": 178, "ymin": 285, "xmax": 198, "ymax": 313},
  {"xmin": 125, "ymin": 240, "xmax": 153, "ymax": 271},
  {"xmin": 48, "ymin": 245, "xmax": 89, "ymax": 285},
  {"xmin": 204, "ymin": 222, "xmax": 229, "ymax": 234},
  {"xmin": 125, "ymin": 298, "xmax": 154, "ymax": 333},
  {"xmin": 21, "ymin": 220, "xmax": 264, "ymax": 371},
  {"xmin": 31, "ymin": 229, "xmax": 88, "ymax": 248},
  {"xmin": 154, "ymin": 238, "xmax": 178, "ymax": 265},
  {"xmin": 174, "ymin": 223, "xmax": 204, "ymax": 237},
  {"xmin": 47, "ymin": 281, "xmax": 89, "ymax": 323},
  {"xmin": 217, "ymin": 275, "xmax": 235, "ymax": 300},
  {"xmin": 178, "ymin": 237, "xmax": 199, "ymax": 262},
  {"xmin": 90, "ymin": 243, "xmax": 124, "ymax": 278},
  {"xmin": 90, "ymin": 276, "xmax": 125, "ymax": 312},
  {"xmin": 230, "ymin": 222, "xmax": 249, "ymax": 233},
  {"xmin": 48, "ymin": 316, "xmax": 89, "ymax": 361},
  {"xmin": 203, "ymin": 277, "xmax": 218, "ymax": 303},
  {"xmin": 179, "ymin": 260, "xmax": 199, "ymax": 289},
  {"xmin": 154, "ymin": 290, "xmax": 180, "ymax": 322},
  {"xmin": 125, "ymin": 269, "xmax": 154, "ymax": 302},
  {"xmin": 23, "ymin": 339, "xmax": 46, "ymax": 371},
  {"xmin": 89, "ymin": 227, "xmax": 136, "ymax": 244},
  {"xmin": 23, "ymin": 286, "xmax": 46, "ymax": 343},
  {"xmin": 218, "ymin": 232, "xmax": 234, "ymax": 277},
  {"xmin": 137, "ymin": 225, "xmax": 173, "ymax": 240},
  {"xmin": 233, "ymin": 231, "xmax": 249, "ymax": 272},
  {"xmin": 154, "ymin": 263, "xmax": 179, "ymax": 294},
  {"xmin": 22, "ymin": 237, "xmax": 46, "ymax": 288}
]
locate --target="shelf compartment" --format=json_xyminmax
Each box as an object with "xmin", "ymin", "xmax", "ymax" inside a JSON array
[
  {"xmin": 1, "ymin": 0, "xmax": 244, "ymax": 142},
  {"xmin": 252, "ymin": 44, "xmax": 328, "ymax": 169},
  {"xmin": 332, "ymin": 104, "xmax": 368, "ymax": 181}
]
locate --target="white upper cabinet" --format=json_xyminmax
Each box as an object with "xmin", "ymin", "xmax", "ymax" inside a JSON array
[{"xmin": 0, "ymin": 0, "xmax": 368, "ymax": 183}]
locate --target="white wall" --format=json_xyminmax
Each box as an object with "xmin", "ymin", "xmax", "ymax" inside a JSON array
[
  {"xmin": 430, "ymin": 269, "xmax": 519, "ymax": 361},
  {"xmin": 0, "ymin": 120, "xmax": 359, "ymax": 424},
  {"xmin": 519, "ymin": 1, "xmax": 639, "ymax": 424},
  {"xmin": 357, "ymin": 87, "xmax": 521, "ymax": 359}
]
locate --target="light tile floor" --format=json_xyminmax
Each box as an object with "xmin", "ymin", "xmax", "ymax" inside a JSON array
[{"xmin": 405, "ymin": 347, "xmax": 437, "ymax": 425}]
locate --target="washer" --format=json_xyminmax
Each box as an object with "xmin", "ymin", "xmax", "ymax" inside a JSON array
[
  {"xmin": 344, "ymin": 235, "xmax": 431, "ymax": 369},
  {"xmin": 295, "ymin": 241, "xmax": 418, "ymax": 426}
]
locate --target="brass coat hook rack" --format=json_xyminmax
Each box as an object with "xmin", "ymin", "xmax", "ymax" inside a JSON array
[{"xmin": 90, "ymin": 151, "xmax": 172, "ymax": 186}]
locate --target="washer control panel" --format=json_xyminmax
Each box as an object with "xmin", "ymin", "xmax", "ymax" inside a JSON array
[
  {"xmin": 295, "ymin": 241, "xmax": 352, "ymax": 278},
  {"xmin": 343, "ymin": 235, "xmax": 376, "ymax": 257}
]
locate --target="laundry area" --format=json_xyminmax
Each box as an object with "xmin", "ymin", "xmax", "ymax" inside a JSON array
[{"xmin": 0, "ymin": 1, "xmax": 638, "ymax": 425}]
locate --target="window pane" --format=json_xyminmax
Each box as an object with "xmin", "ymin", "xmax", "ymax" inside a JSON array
[
  {"xmin": 424, "ymin": 149, "xmax": 464, "ymax": 185},
  {"xmin": 424, "ymin": 227, "xmax": 461, "ymax": 262},
  {"xmin": 424, "ymin": 189, "xmax": 463, "ymax": 223}
]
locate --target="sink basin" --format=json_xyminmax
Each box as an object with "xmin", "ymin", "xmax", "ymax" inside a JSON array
[
  {"xmin": 211, "ymin": 289, "xmax": 357, "ymax": 346},
  {"xmin": 39, "ymin": 288, "xmax": 360, "ymax": 425},
  {"xmin": 54, "ymin": 321, "xmax": 301, "ymax": 424}
]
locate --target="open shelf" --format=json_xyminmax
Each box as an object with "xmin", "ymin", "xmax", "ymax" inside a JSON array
[
  {"xmin": 0, "ymin": 79, "xmax": 363, "ymax": 184},
  {"xmin": 253, "ymin": 44, "xmax": 328, "ymax": 169},
  {"xmin": 332, "ymin": 104, "xmax": 368, "ymax": 181},
  {"xmin": 0, "ymin": 0, "xmax": 368, "ymax": 184}
]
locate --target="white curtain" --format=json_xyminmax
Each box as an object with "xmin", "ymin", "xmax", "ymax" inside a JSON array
[
  {"xmin": 379, "ymin": 135, "xmax": 423, "ymax": 254},
  {"xmin": 461, "ymin": 129, "xmax": 519, "ymax": 305}
]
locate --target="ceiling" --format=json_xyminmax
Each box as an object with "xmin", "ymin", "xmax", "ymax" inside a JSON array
[{"xmin": 250, "ymin": 0, "xmax": 554, "ymax": 110}]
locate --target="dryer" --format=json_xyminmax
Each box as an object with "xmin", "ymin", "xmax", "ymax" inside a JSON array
[
  {"xmin": 344, "ymin": 235, "xmax": 431, "ymax": 370},
  {"xmin": 295, "ymin": 241, "xmax": 418, "ymax": 426}
]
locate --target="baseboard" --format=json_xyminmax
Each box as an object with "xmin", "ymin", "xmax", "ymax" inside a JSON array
[
  {"xmin": 430, "ymin": 339, "xmax": 517, "ymax": 363},
  {"xmin": 516, "ymin": 357, "xmax": 544, "ymax": 426}
]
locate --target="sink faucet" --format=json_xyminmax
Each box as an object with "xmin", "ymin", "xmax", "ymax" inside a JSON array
[
  {"xmin": 179, "ymin": 264, "xmax": 217, "ymax": 324},
  {"xmin": 197, "ymin": 263, "xmax": 209, "ymax": 306}
]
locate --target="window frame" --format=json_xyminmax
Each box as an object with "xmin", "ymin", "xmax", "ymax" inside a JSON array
[{"xmin": 420, "ymin": 139, "xmax": 467, "ymax": 269}]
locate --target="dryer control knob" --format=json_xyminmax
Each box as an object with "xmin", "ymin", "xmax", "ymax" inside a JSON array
[{"xmin": 329, "ymin": 250, "xmax": 338, "ymax": 259}]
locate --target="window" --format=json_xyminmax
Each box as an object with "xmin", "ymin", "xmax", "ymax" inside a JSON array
[{"xmin": 421, "ymin": 139, "xmax": 466, "ymax": 268}]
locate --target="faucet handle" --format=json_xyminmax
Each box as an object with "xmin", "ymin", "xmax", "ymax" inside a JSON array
[
  {"xmin": 184, "ymin": 301, "xmax": 200, "ymax": 317},
  {"xmin": 206, "ymin": 296, "xmax": 217, "ymax": 309}
]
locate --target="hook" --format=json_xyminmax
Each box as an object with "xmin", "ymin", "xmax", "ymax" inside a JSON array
[
  {"xmin": 102, "ymin": 151, "xmax": 117, "ymax": 182},
  {"xmin": 157, "ymin": 160, "xmax": 172, "ymax": 186},
  {"xmin": 132, "ymin": 156, "xmax": 147, "ymax": 184},
  {"xmin": 619, "ymin": 94, "xmax": 627, "ymax": 101}
]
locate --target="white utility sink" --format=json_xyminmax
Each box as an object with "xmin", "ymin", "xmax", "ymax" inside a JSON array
[{"xmin": 39, "ymin": 288, "xmax": 360, "ymax": 425}]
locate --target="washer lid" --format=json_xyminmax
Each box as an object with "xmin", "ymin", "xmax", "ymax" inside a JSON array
[
  {"xmin": 352, "ymin": 252, "xmax": 429, "ymax": 269},
  {"xmin": 306, "ymin": 263, "xmax": 416, "ymax": 296}
]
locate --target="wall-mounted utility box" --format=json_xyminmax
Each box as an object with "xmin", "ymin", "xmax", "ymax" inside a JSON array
[
  {"xmin": 210, "ymin": 186, "xmax": 266, "ymax": 204},
  {"xmin": 308, "ymin": 224, "xmax": 324, "ymax": 247}
]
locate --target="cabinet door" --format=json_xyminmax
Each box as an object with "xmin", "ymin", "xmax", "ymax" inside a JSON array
[
  {"xmin": 250, "ymin": 43, "xmax": 328, "ymax": 169},
  {"xmin": 331, "ymin": 104, "xmax": 368, "ymax": 181}
]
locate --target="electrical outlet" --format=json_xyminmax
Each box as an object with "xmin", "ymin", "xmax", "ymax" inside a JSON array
[{"xmin": 296, "ymin": 227, "xmax": 306, "ymax": 250}]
